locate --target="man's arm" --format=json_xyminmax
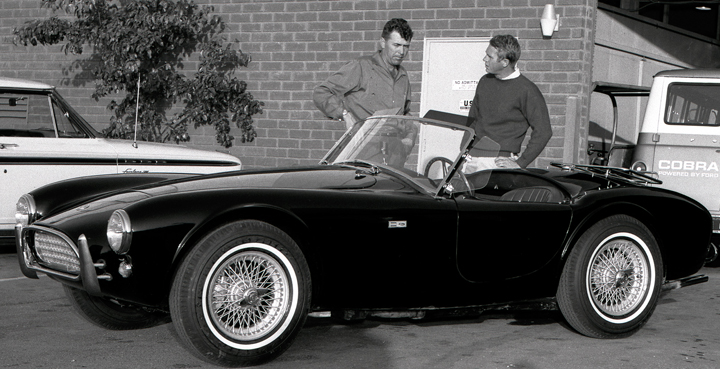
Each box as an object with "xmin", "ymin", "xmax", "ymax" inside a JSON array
[
  {"xmin": 466, "ymin": 83, "xmax": 482, "ymax": 127},
  {"xmin": 400, "ymin": 120, "xmax": 418, "ymax": 151},
  {"xmin": 515, "ymin": 85, "xmax": 552, "ymax": 168},
  {"xmin": 313, "ymin": 60, "xmax": 361, "ymax": 120}
]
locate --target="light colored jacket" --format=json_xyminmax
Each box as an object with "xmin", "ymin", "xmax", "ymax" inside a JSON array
[{"xmin": 313, "ymin": 51, "xmax": 411, "ymax": 121}]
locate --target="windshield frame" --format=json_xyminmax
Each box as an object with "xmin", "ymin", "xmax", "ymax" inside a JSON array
[
  {"xmin": 321, "ymin": 115, "xmax": 478, "ymax": 196},
  {"xmin": 50, "ymin": 89, "xmax": 101, "ymax": 138}
]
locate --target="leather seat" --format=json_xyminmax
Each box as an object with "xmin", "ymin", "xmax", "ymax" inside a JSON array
[{"xmin": 500, "ymin": 186, "xmax": 563, "ymax": 203}]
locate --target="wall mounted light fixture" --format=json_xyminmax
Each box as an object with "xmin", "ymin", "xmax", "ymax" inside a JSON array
[{"xmin": 541, "ymin": 4, "xmax": 560, "ymax": 38}]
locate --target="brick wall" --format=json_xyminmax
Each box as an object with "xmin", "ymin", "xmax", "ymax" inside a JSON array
[{"xmin": 0, "ymin": 0, "xmax": 597, "ymax": 168}]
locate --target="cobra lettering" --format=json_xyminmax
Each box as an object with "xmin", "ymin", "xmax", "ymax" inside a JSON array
[{"xmin": 658, "ymin": 160, "xmax": 719, "ymax": 171}]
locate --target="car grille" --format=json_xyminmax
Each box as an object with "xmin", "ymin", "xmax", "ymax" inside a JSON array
[{"xmin": 33, "ymin": 231, "xmax": 80, "ymax": 274}]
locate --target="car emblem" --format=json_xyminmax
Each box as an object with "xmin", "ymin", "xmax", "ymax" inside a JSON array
[
  {"xmin": 123, "ymin": 168, "xmax": 150, "ymax": 174},
  {"xmin": 388, "ymin": 220, "xmax": 407, "ymax": 228}
]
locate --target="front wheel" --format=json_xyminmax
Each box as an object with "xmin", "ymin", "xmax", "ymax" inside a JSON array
[
  {"xmin": 169, "ymin": 220, "xmax": 311, "ymax": 367},
  {"xmin": 557, "ymin": 215, "xmax": 663, "ymax": 338}
]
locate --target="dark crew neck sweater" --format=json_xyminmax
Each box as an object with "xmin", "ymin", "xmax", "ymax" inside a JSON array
[{"xmin": 467, "ymin": 73, "xmax": 552, "ymax": 168}]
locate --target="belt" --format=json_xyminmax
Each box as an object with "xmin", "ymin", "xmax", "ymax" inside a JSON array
[{"xmin": 468, "ymin": 148, "xmax": 518, "ymax": 157}]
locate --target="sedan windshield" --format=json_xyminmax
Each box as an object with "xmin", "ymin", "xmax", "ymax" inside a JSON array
[
  {"xmin": 0, "ymin": 90, "xmax": 99, "ymax": 139},
  {"xmin": 322, "ymin": 115, "xmax": 478, "ymax": 193}
]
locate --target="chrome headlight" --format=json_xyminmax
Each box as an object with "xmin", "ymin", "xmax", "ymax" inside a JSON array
[
  {"xmin": 631, "ymin": 161, "xmax": 647, "ymax": 172},
  {"xmin": 16, "ymin": 194, "xmax": 37, "ymax": 228},
  {"xmin": 107, "ymin": 210, "xmax": 132, "ymax": 254}
]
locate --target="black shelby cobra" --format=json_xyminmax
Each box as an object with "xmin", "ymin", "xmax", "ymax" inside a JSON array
[{"xmin": 16, "ymin": 115, "xmax": 710, "ymax": 367}]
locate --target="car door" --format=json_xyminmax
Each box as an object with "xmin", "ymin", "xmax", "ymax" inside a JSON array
[
  {"xmin": 302, "ymin": 173, "xmax": 459, "ymax": 308},
  {"xmin": 454, "ymin": 170, "xmax": 572, "ymax": 283}
]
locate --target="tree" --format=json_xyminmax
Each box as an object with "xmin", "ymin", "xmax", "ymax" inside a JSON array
[{"xmin": 14, "ymin": 0, "xmax": 262, "ymax": 147}]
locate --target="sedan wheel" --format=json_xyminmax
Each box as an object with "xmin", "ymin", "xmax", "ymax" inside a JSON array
[
  {"xmin": 557, "ymin": 215, "xmax": 662, "ymax": 338},
  {"xmin": 170, "ymin": 220, "xmax": 311, "ymax": 367}
]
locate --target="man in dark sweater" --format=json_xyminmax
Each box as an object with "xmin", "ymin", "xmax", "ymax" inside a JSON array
[{"xmin": 465, "ymin": 35, "xmax": 552, "ymax": 170}]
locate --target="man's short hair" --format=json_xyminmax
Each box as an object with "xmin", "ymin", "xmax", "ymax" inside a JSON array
[
  {"xmin": 382, "ymin": 18, "xmax": 413, "ymax": 42},
  {"xmin": 490, "ymin": 35, "xmax": 521, "ymax": 64}
]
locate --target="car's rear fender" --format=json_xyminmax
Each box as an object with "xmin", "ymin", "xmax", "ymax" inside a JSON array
[
  {"xmin": 561, "ymin": 201, "xmax": 654, "ymax": 259},
  {"xmin": 561, "ymin": 194, "xmax": 709, "ymax": 281}
]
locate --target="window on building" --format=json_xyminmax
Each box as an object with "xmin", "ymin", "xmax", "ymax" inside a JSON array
[{"xmin": 599, "ymin": 0, "xmax": 720, "ymax": 41}]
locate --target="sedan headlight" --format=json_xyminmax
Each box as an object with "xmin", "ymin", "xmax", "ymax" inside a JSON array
[
  {"xmin": 107, "ymin": 210, "xmax": 132, "ymax": 254},
  {"xmin": 16, "ymin": 194, "xmax": 37, "ymax": 228}
]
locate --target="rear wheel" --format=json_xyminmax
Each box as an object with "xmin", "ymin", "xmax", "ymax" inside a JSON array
[
  {"xmin": 169, "ymin": 220, "xmax": 311, "ymax": 367},
  {"xmin": 63, "ymin": 285, "xmax": 168, "ymax": 330},
  {"xmin": 557, "ymin": 215, "xmax": 663, "ymax": 338}
]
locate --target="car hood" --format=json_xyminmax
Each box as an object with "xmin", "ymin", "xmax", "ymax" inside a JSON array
[
  {"xmin": 136, "ymin": 166, "xmax": 380, "ymax": 197},
  {"xmin": 29, "ymin": 166, "xmax": 384, "ymax": 222},
  {"xmin": 102, "ymin": 139, "xmax": 241, "ymax": 164}
]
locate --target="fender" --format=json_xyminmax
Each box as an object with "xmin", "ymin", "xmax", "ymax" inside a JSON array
[{"xmin": 28, "ymin": 172, "xmax": 198, "ymax": 221}]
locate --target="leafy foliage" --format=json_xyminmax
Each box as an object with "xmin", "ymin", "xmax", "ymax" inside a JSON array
[{"xmin": 14, "ymin": 0, "xmax": 262, "ymax": 147}]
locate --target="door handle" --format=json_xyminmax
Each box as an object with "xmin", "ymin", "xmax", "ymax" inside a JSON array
[{"xmin": 0, "ymin": 143, "xmax": 19, "ymax": 149}]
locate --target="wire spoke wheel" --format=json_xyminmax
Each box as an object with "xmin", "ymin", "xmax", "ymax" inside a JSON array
[
  {"xmin": 557, "ymin": 215, "xmax": 662, "ymax": 338},
  {"xmin": 588, "ymin": 237, "xmax": 649, "ymax": 317},
  {"xmin": 207, "ymin": 250, "xmax": 290, "ymax": 341},
  {"xmin": 170, "ymin": 220, "xmax": 310, "ymax": 367}
]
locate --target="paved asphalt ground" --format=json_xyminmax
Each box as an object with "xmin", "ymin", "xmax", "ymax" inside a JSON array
[{"xmin": 1, "ymin": 248, "xmax": 719, "ymax": 369}]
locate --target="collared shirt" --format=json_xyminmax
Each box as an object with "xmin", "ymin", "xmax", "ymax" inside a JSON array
[
  {"xmin": 313, "ymin": 51, "xmax": 412, "ymax": 121},
  {"xmin": 499, "ymin": 67, "xmax": 521, "ymax": 80}
]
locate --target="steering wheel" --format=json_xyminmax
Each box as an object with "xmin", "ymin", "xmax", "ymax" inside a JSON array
[
  {"xmin": 423, "ymin": 157, "xmax": 453, "ymax": 178},
  {"xmin": 424, "ymin": 156, "xmax": 471, "ymax": 194}
]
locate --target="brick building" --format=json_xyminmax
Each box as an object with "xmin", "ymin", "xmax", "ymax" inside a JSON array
[{"xmin": 1, "ymin": 1, "xmax": 718, "ymax": 168}]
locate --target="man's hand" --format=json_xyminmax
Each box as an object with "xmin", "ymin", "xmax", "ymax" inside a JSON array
[
  {"xmin": 342, "ymin": 110, "xmax": 356, "ymax": 130},
  {"xmin": 495, "ymin": 157, "xmax": 520, "ymax": 168}
]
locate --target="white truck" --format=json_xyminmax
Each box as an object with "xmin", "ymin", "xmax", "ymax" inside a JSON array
[{"xmin": 591, "ymin": 69, "xmax": 720, "ymax": 265}]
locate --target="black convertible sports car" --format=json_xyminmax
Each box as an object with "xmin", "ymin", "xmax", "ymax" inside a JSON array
[{"xmin": 15, "ymin": 115, "xmax": 710, "ymax": 367}]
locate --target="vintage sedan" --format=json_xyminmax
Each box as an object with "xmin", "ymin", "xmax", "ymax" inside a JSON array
[
  {"xmin": 0, "ymin": 77, "xmax": 242, "ymax": 246},
  {"xmin": 15, "ymin": 115, "xmax": 710, "ymax": 367}
]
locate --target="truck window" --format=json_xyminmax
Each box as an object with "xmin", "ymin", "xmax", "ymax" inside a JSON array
[{"xmin": 665, "ymin": 83, "xmax": 720, "ymax": 126}]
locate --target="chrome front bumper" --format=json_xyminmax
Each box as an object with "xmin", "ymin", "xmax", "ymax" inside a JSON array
[{"xmin": 16, "ymin": 224, "xmax": 112, "ymax": 296}]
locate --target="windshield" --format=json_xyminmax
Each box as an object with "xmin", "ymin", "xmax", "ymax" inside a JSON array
[
  {"xmin": 322, "ymin": 115, "xmax": 481, "ymax": 193},
  {"xmin": 0, "ymin": 89, "xmax": 100, "ymax": 139}
]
